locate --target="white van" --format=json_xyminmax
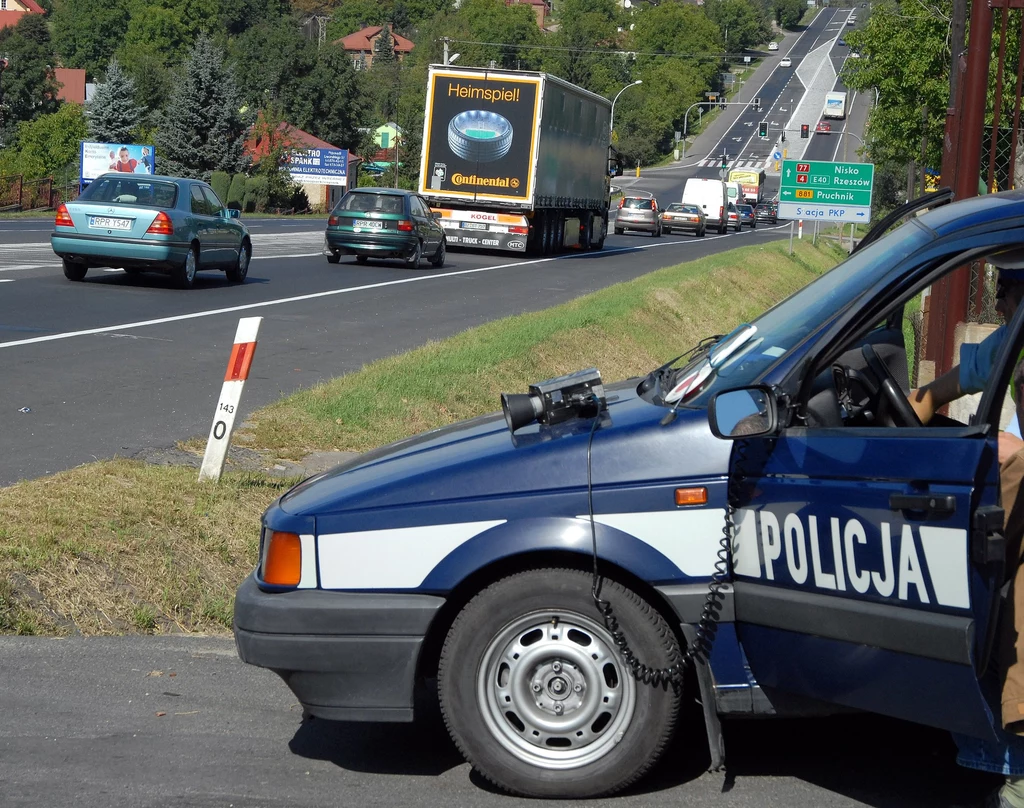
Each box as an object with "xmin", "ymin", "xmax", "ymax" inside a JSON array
[{"xmin": 682, "ymin": 178, "xmax": 728, "ymax": 234}]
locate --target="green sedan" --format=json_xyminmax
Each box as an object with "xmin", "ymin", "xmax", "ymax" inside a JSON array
[
  {"xmin": 51, "ymin": 173, "xmax": 252, "ymax": 289},
  {"xmin": 324, "ymin": 188, "xmax": 447, "ymax": 269}
]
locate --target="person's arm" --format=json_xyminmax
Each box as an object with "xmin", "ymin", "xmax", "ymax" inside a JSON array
[{"xmin": 909, "ymin": 367, "xmax": 962, "ymax": 423}]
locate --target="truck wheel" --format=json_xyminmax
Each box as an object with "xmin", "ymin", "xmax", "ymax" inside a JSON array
[
  {"xmin": 579, "ymin": 213, "xmax": 593, "ymax": 250},
  {"xmin": 590, "ymin": 215, "xmax": 606, "ymax": 251},
  {"xmin": 542, "ymin": 214, "xmax": 555, "ymax": 255},
  {"xmin": 438, "ymin": 568, "xmax": 682, "ymax": 799}
]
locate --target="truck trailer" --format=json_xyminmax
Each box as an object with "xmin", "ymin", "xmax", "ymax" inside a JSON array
[
  {"xmin": 823, "ymin": 90, "xmax": 848, "ymax": 120},
  {"xmin": 418, "ymin": 65, "xmax": 614, "ymax": 254}
]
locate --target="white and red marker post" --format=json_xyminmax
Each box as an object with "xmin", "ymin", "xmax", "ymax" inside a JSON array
[{"xmin": 199, "ymin": 316, "xmax": 263, "ymax": 482}]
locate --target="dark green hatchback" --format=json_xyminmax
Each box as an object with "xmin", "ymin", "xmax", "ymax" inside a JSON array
[{"xmin": 323, "ymin": 188, "xmax": 447, "ymax": 269}]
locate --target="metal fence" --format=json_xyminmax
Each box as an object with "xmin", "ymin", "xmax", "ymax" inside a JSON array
[{"xmin": 0, "ymin": 175, "xmax": 78, "ymax": 211}]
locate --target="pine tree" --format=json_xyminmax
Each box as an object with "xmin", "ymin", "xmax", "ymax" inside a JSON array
[
  {"xmin": 87, "ymin": 57, "xmax": 143, "ymax": 143},
  {"xmin": 155, "ymin": 34, "xmax": 249, "ymax": 179},
  {"xmin": 372, "ymin": 25, "xmax": 396, "ymax": 66}
]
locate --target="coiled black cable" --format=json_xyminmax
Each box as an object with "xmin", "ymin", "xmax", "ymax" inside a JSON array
[{"xmin": 587, "ymin": 395, "xmax": 747, "ymax": 688}]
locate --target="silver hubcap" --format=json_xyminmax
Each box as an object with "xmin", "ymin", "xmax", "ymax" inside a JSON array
[
  {"xmin": 185, "ymin": 251, "xmax": 196, "ymax": 282},
  {"xmin": 478, "ymin": 610, "xmax": 636, "ymax": 770},
  {"xmin": 238, "ymin": 245, "xmax": 249, "ymax": 274}
]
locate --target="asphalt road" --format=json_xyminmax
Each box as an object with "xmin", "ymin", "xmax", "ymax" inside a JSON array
[
  {"xmin": 0, "ymin": 214, "xmax": 795, "ymax": 486},
  {"xmin": 0, "ymin": 636, "xmax": 997, "ymax": 808}
]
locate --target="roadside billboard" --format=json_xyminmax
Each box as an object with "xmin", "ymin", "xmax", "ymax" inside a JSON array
[
  {"xmin": 419, "ymin": 69, "xmax": 541, "ymax": 203},
  {"xmin": 80, "ymin": 141, "xmax": 156, "ymax": 185},
  {"xmin": 285, "ymin": 148, "xmax": 348, "ymax": 186}
]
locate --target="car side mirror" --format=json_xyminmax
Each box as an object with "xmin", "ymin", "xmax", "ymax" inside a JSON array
[
  {"xmin": 432, "ymin": 211, "xmax": 442, "ymax": 220},
  {"xmin": 709, "ymin": 387, "xmax": 776, "ymax": 439},
  {"xmin": 224, "ymin": 208, "xmax": 240, "ymax": 219}
]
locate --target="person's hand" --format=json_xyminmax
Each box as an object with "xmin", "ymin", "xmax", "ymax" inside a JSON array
[
  {"xmin": 999, "ymin": 431, "xmax": 1024, "ymax": 464},
  {"xmin": 908, "ymin": 387, "xmax": 935, "ymax": 424}
]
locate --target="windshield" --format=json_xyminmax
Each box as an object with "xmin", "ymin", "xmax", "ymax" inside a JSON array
[
  {"xmin": 622, "ymin": 198, "xmax": 654, "ymax": 210},
  {"xmin": 80, "ymin": 178, "xmax": 178, "ymax": 208},
  {"xmin": 663, "ymin": 220, "xmax": 934, "ymax": 406}
]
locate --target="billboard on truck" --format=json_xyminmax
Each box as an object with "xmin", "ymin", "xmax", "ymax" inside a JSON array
[{"xmin": 420, "ymin": 69, "xmax": 541, "ymax": 204}]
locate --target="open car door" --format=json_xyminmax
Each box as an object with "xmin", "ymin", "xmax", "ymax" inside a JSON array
[{"xmin": 720, "ymin": 239, "xmax": 1024, "ymax": 741}]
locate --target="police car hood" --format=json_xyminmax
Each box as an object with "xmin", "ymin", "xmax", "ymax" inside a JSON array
[{"xmin": 277, "ymin": 379, "xmax": 728, "ymax": 516}]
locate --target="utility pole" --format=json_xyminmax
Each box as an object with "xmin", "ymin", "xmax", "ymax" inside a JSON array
[
  {"xmin": 948, "ymin": 0, "xmax": 968, "ymax": 103},
  {"xmin": 919, "ymin": 104, "xmax": 929, "ymax": 198}
]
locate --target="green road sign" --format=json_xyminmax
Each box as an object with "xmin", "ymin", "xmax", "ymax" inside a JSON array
[{"xmin": 779, "ymin": 160, "xmax": 875, "ymax": 207}]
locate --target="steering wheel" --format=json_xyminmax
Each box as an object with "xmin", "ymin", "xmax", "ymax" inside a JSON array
[{"xmin": 861, "ymin": 344, "xmax": 922, "ymax": 427}]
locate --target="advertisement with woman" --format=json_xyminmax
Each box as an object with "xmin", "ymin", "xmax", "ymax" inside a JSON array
[{"xmin": 80, "ymin": 142, "xmax": 157, "ymax": 186}]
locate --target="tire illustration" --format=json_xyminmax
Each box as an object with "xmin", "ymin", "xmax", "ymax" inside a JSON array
[
  {"xmin": 62, "ymin": 259, "xmax": 87, "ymax": 281},
  {"xmin": 227, "ymin": 239, "xmax": 250, "ymax": 282},
  {"xmin": 438, "ymin": 568, "xmax": 682, "ymax": 799},
  {"xmin": 447, "ymin": 110, "xmax": 514, "ymax": 162},
  {"xmin": 174, "ymin": 246, "xmax": 198, "ymax": 289}
]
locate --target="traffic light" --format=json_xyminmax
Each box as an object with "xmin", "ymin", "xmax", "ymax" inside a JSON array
[
  {"xmin": 758, "ymin": 120, "xmax": 768, "ymax": 138},
  {"xmin": 720, "ymin": 153, "xmax": 728, "ymax": 171},
  {"xmin": 801, "ymin": 124, "xmax": 810, "ymax": 139}
]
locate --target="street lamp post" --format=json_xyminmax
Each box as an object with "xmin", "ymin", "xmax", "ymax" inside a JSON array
[{"xmin": 609, "ymin": 79, "xmax": 642, "ymax": 140}]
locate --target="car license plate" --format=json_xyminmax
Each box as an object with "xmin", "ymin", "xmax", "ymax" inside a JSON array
[
  {"xmin": 89, "ymin": 216, "xmax": 131, "ymax": 230},
  {"xmin": 462, "ymin": 222, "xmax": 487, "ymax": 230},
  {"xmin": 353, "ymin": 219, "xmax": 384, "ymax": 229}
]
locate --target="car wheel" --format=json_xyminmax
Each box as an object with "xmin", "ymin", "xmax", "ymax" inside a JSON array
[
  {"xmin": 355, "ymin": 255, "xmax": 368, "ymax": 264},
  {"xmin": 751, "ymin": 222, "xmax": 756, "ymax": 229},
  {"xmin": 174, "ymin": 246, "xmax": 198, "ymax": 290},
  {"xmin": 430, "ymin": 237, "xmax": 446, "ymax": 268},
  {"xmin": 227, "ymin": 239, "xmax": 250, "ymax": 282},
  {"xmin": 614, "ymin": 227, "xmax": 624, "ymax": 235},
  {"xmin": 438, "ymin": 568, "xmax": 682, "ymax": 799},
  {"xmin": 327, "ymin": 253, "xmax": 341, "ymax": 264},
  {"xmin": 123, "ymin": 267, "xmax": 141, "ymax": 276},
  {"xmin": 62, "ymin": 259, "xmax": 87, "ymax": 282},
  {"xmin": 406, "ymin": 240, "xmax": 422, "ymax": 269}
]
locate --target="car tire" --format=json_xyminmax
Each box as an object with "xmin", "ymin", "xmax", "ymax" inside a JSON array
[
  {"xmin": 174, "ymin": 246, "xmax": 198, "ymax": 290},
  {"xmin": 355, "ymin": 255, "xmax": 368, "ymax": 264},
  {"xmin": 430, "ymin": 237, "xmax": 446, "ymax": 268},
  {"xmin": 698, "ymin": 227, "xmax": 706, "ymax": 237},
  {"xmin": 406, "ymin": 240, "xmax": 422, "ymax": 269},
  {"xmin": 652, "ymin": 227, "xmax": 661, "ymax": 238},
  {"xmin": 327, "ymin": 252, "xmax": 341, "ymax": 264},
  {"xmin": 123, "ymin": 267, "xmax": 141, "ymax": 276},
  {"xmin": 751, "ymin": 222, "xmax": 756, "ymax": 229},
  {"xmin": 227, "ymin": 239, "xmax": 251, "ymax": 282},
  {"xmin": 614, "ymin": 227, "xmax": 624, "ymax": 235},
  {"xmin": 438, "ymin": 568, "xmax": 682, "ymax": 799},
  {"xmin": 62, "ymin": 259, "xmax": 87, "ymax": 282}
]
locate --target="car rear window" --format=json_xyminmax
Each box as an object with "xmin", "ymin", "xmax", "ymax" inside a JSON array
[
  {"xmin": 335, "ymin": 192, "xmax": 405, "ymax": 214},
  {"xmin": 80, "ymin": 178, "xmax": 178, "ymax": 208},
  {"xmin": 668, "ymin": 204, "xmax": 698, "ymax": 213},
  {"xmin": 622, "ymin": 198, "xmax": 654, "ymax": 210}
]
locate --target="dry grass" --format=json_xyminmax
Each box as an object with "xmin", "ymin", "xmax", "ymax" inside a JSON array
[{"xmin": 1, "ymin": 239, "xmax": 842, "ymax": 635}]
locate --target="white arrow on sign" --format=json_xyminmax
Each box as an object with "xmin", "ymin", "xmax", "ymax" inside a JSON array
[{"xmin": 785, "ymin": 168, "xmax": 792, "ymax": 178}]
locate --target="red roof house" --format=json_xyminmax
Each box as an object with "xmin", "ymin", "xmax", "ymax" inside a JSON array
[
  {"xmin": 244, "ymin": 119, "xmax": 339, "ymax": 164},
  {"xmin": 54, "ymin": 67, "xmax": 86, "ymax": 104},
  {"xmin": 0, "ymin": 0, "xmax": 44, "ymax": 30},
  {"xmin": 334, "ymin": 24, "xmax": 414, "ymax": 69}
]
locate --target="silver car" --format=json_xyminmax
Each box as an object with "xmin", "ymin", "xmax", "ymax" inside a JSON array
[{"xmin": 613, "ymin": 196, "xmax": 662, "ymax": 237}]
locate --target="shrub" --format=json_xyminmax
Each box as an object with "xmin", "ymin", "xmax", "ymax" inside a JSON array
[
  {"xmin": 226, "ymin": 173, "xmax": 246, "ymax": 210},
  {"xmin": 210, "ymin": 171, "xmax": 231, "ymax": 203}
]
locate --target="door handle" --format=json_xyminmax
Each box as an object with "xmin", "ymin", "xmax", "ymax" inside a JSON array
[{"xmin": 889, "ymin": 492, "xmax": 956, "ymax": 517}]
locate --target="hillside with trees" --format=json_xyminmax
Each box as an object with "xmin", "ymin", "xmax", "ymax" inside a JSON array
[{"xmin": 0, "ymin": 0, "xmax": 809, "ymax": 209}]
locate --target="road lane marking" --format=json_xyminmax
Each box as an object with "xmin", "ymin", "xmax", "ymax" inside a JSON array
[{"xmin": 0, "ymin": 227, "xmax": 787, "ymax": 350}]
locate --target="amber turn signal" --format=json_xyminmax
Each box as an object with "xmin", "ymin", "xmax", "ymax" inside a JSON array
[
  {"xmin": 675, "ymin": 487, "xmax": 708, "ymax": 506},
  {"xmin": 263, "ymin": 531, "xmax": 301, "ymax": 586}
]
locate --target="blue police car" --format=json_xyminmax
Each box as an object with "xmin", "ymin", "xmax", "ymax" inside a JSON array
[{"xmin": 234, "ymin": 188, "xmax": 1024, "ymax": 798}]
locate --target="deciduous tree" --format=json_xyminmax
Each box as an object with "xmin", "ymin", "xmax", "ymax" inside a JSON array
[
  {"xmin": 52, "ymin": 0, "xmax": 130, "ymax": 78},
  {"xmin": 0, "ymin": 15, "xmax": 61, "ymax": 144}
]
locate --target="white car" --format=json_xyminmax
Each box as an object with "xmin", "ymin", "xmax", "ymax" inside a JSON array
[
  {"xmin": 780, "ymin": 57, "xmax": 792, "ymax": 67},
  {"xmin": 768, "ymin": 41, "xmax": 779, "ymax": 51}
]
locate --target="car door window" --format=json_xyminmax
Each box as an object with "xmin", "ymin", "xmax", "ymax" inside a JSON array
[
  {"xmin": 201, "ymin": 186, "xmax": 224, "ymax": 217},
  {"xmin": 190, "ymin": 186, "xmax": 210, "ymax": 216}
]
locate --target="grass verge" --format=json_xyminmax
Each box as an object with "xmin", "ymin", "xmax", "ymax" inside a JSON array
[{"xmin": 3, "ymin": 239, "xmax": 844, "ymax": 636}]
